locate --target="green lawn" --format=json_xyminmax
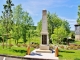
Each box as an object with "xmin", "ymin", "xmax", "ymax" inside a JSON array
[
  {"xmin": 0, "ymin": 45, "xmax": 80, "ymax": 60},
  {"xmin": 0, "ymin": 36, "xmax": 39, "ymax": 56},
  {"xmin": 74, "ymin": 41, "xmax": 80, "ymax": 45},
  {"xmin": 0, "ymin": 38, "xmax": 80, "ymax": 60},
  {"xmin": 0, "ymin": 46, "xmax": 34, "ymax": 56},
  {"xmin": 59, "ymin": 41, "xmax": 80, "ymax": 60},
  {"xmin": 59, "ymin": 49, "xmax": 80, "ymax": 60}
]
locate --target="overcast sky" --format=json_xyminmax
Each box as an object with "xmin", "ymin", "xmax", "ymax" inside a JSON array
[{"xmin": 0, "ymin": 0, "xmax": 80, "ymax": 30}]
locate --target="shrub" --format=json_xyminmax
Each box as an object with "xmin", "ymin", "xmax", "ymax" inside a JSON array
[
  {"xmin": 67, "ymin": 46, "xmax": 73, "ymax": 50},
  {"xmin": 9, "ymin": 44, "xmax": 13, "ymax": 47},
  {"xmin": 59, "ymin": 45, "xmax": 64, "ymax": 49},
  {"xmin": 17, "ymin": 44, "xmax": 21, "ymax": 47},
  {"xmin": 23, "ymin": 44, "xmax": 27, "ymax": 47},
  {"xmin": 67, "ymin": 44, "xmax": 79, "ymax": 50},
  {"xmin": 73, "ymin": 46, "xmax": 78, "ymax": 50},
  {"xmin": 49, "ymin": 45, "xmax": 54, "ymax": 50},
  {"xmin": 77, "ymin": 45, "xmax": 80, "ymax": 49},
  {"xmin": 30, "ymin": 42, "xmax": 39, "ymax": 48}
]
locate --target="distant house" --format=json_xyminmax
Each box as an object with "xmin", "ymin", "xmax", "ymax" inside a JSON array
[{"xmin": 74, "ymin": 24, "xmax": 80, "ymax": 40}]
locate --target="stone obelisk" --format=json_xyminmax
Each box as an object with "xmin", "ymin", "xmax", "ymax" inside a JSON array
[{"xmin": 40, "ymin": 10, "xmax": 49, "ymax": 50}]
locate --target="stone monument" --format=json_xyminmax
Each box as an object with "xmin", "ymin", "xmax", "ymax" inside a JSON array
[
  {"xmin": 40, "ymin": 10, "xmax": 49, "ymax": 50},
  {"xmin": 25, "ymin": 10, "xmax": 59, "ymax": 60}
]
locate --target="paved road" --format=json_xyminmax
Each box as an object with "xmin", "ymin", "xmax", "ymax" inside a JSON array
[
  {"xmin": 0, "ymin": 56, "xmax": 4, "ymax": 60},
  {"xmin": 5, "ymin": 57, "xmax": 21, "ymax": 60},
  {"xmin": 0, "ymin": 56, "xmax": 48, "ymax": 60},
  {"xmin": 0, "ymin": 56, "xmax": 27, "ymax": 60}
]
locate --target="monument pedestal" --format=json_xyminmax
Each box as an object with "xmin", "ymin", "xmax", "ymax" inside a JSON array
[
  {"xmin": 40, "ymin": 44, "xmax": 49, "ymax": 50},
  {"xmin": 36, "ymin": 48, "xmax": 52, "ymax": 53}
]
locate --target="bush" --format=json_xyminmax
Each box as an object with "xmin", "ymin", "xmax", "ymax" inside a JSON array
[
  {"xmin": 67, "ymin": 46, "xmax": 73, "ymax": 50},
  {"xmin": 67, "ymin": 44, "xmax": 79, "ymax": 50},
  {"xmin": 30, "ymin": 42, "xmax": 39, "ymax": 48},
  {"xmin": 59, "ymin": 45, "xmax": 64, "ymax": 49},
  {"xmin": 9, "ymin": 44, "xmax": 13, "ymax": 47},
  {"xmin": 17, "ymin": 44, "xmax": 21, "ymax": 47},
  {"xmin": 49, "ymin": 45, "xmax": 54, "ymax": 50},
  {"xmin": 22, "ymin": 44, "xmax": 27, "ymax": 47},
  {"xmin": 77, "ymin": 45, "xmax": 80, "ymax": 49},
  {"xmin": 73, "ymin": 46, "xmax": 78, "ymax": 50},
  {"xmin": 0, "ymin": 36, "xmax": 3, "ymax": 42}
]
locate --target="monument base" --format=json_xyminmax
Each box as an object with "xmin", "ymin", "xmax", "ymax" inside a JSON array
[
  {"xmin": 24, "ymin": 49, "xmax": 59, "ymax": 60},
  {"xmin": 40, "ymin": 44, "xmax": 49, "ymax": 50},
  {"xmin": 36, "ymin": 49, "xmax": 52, "ymax": 53}
]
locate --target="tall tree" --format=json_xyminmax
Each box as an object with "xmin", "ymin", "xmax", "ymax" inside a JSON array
[
  {"xmin": 47, "ymin": 12, "xmax": 62, "ymax": 37},
  {"xmin": 1, "ymin": 0, "xmax": 14, "ymax": 48},
  {"xmin": 77, "ymin": 5, "xmax": 80, "ymax": 24},
  {"xmin": 21, "ymin": 11, "xmax": 34, "ymax": 44},
  {"xmin": 62, "ymin": 20, "xmax": 70, "ymax": 33},
  {"xmin": 37, "ymin": 20, "xmax": 42, "ymax": 35},
  {"xmin": 51, "ymin": 25, "xmax": 67, "ymax": 44},
  {"xmin": 13, "ymin": 4, "xmax": 22, "ymax": 45},
  {"xmin": 13, "ymin": 4, "xmax": 34, "ymax": 44}
]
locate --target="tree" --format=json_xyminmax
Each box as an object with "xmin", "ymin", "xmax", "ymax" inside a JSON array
[
  {"xmin": 62, "ymin": 20, "xmax": 70, "ymax": 33},
  {"xmin": 1, "ymin": 0, "xmax": 14, "ymax": 48},
  {"xmin": 77, "ymin": 5, "xmax": 80, "ymax": 24},
  {"xmin": 13, "ymin": 4, "xmax": 34, "ymax": 44},
  {"xmin": 47, "ymin": 12, "xmax": 62, "ymax": 37},
  {"xmin": 21, "ymin": 11, "xmax": 34, "ymax": 44},
  {"xmin": 13, "ymin": 4, "xmax": 22, "ymax": 45},
  {"xmin": 37, "ymin": 12, "xmax": 70, "ymax": 38},
  {"xmin": 51, "ymin": 26, "xmax": 68, "ymax": 44},
  {"xmin": 36, "ymin": 20, "xmax": 42, "ymax": 35}
]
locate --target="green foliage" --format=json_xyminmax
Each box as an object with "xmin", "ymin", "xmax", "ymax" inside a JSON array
[
  {"xmin": 12, "ymin": 4, "xmax": 34, "ymax": 44},
  {"xmin": 0, "ymin": 24, "xmax": 4, "ymax": 36},
  {"xmin": 0, "ymin": 0, "xmax": 14, "ymax": 49},
  {"xmin": 37, "ymin": 12, "xmax": 70, "ymax": 38},
  {"xmin": 68, "ymin": 31, "xmax": 75, "ymax": 39},
  {"xmin": 36, "ymin": 20, "xmax": 42, "ymax": 35},
  {"xmin": 1, "ymin": 0, "xmax": 14, "ymax": 33},
  {"xmin": 77, "ymin": 5, "xmax": 80, "ymax": 24},
  {"xmin": 47, "ymin": 12, "xmax": 63, "ymax": 37},
  {"xmin": 62, "ymin": 20, "xmax": 70, "ymax": 33},
  {"xmin": 21, "ymin": 11, "xmax": 34, "ymax": 43},
  {"xmin": 51, "ymin": 26, "xmax": 67, "ymax": 43}
]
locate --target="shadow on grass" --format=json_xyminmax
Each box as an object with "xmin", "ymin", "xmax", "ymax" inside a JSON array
[
  {"xmin": 12, "ymin": 49, "xmax": 26, "ymax": 53},
  {"xmin": 59, "ymin": 50, "xmax": 75, "ymax": 53},
  {"xmin": 58, "ymin": 54, "xmax": 63, "ymax": 57},
  {"xmin": 74, "ymin": 58, "xmax": 80, "ymax": 60}
]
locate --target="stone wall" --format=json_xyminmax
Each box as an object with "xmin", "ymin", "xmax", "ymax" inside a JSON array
[
  {"xmin": 75, "ymin": 24, "xmax": 80, "ymax": 40},
  {"xmin": 75, "ymin": 35, "xmax": 80, "ymax": 40}
]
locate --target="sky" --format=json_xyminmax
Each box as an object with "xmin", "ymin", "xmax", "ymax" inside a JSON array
[{"xmin": 0, "ymin": 0, "xmax": 80, "ymax": 31}]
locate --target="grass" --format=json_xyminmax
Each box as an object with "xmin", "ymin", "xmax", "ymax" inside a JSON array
[
  {"xmin": 59, "ymin": 41, "xmax": 80, "ymax": 60},
  {"xmin": 1, "ymin": 37, "xmax": 80, "ymax": 60},
  {"xmin": 0, "ymin": 46, "xmax": 34, "ymax": 56},
  {"xmin": 26, "ymin": 36, "xmax": 40, "ymax": 44},
  {"xmin": 59, "ymin": 49, "xmax": 80, "ymax": 60},
  {"xmin": 0, "ymin": 36, "xmax": 39, "ymax": 56},
  {"xmin": 74, "ymin": 41, "xmax": 80, "ymax": 45}
]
